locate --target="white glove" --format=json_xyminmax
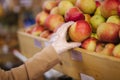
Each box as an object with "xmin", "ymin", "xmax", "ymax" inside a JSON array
[{"xmin": 49, "ymin": 21, "xmax": 81, "ymax": 54}]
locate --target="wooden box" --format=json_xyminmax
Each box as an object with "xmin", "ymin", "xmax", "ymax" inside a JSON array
[
  {"xmin": 17, "ymin": 27, "xmax": 120, "ymax": 80},
  {"xmin": 17, "ymin": 28, "xmax": 48, "ymax": 58}
]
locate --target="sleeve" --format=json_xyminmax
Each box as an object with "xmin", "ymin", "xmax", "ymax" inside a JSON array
[{"xmin": 0, "ymin": 45, "xmax": 60, "ymax": 80}]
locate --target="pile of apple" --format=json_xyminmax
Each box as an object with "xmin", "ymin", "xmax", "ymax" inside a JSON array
[{"xmin": 25, "ymin": 0, "xmax": 120, "ymax": 58}]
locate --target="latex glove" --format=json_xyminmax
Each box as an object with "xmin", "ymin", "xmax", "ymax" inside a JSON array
[{"xmin": 49, "ymin": 21, "xmax": 81, "ymax": 54}]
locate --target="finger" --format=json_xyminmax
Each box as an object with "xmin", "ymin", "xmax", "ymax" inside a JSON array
[
  {"xmin": 57, "ymin": 21, "xmax": 74, "ymax": 35},
  {"xmin": 67, "ymin": 42, "xmax": 81, "ymax": 49}
]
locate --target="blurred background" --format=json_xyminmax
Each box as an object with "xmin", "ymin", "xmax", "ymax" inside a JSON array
[{"xmin": 0, "ymin": 0, "xmax": 43, "ymax": 70}]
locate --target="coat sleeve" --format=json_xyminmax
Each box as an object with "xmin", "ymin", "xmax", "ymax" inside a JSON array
[{"xmin": 0, "ymin": 45, "xmax": 60, "ymax": 80}]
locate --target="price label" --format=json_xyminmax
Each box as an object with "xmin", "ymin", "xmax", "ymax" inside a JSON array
[
  {"xmin": 34, "ymin": 39, "xmax": 42, "ymax": 48},
  {"xmin": 70, "ymin": 50, "xmax": 82, "ymax": 61}
]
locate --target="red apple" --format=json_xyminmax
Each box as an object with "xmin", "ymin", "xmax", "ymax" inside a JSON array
[
  {"xmin": 69, "ymin": 20, "xmax": 92, "ymax": 42},
  {"xmin": 42, "ymin": 0, "xmax": 57, "ymax": 13},
  {"xmin": 95, "ymin": 1, "xmax": 101, "ymax": 8},
  {"xmin": 31, "ymin": 25, "xmax": 44, "ymax": 36},
  {"xmin": 45, "ymin": 14, "xmax": 65, "ymax": 32},
  {"xmin": 81, "ymin": 37, "xmax": 97, "ymax": 52},
  {"xmin": 97, "ymin": 23, "xmax": 120, "ymax": 43},
  {"xmin": 35, "ymin": 11, "xmax": 49, "ymax": 26},
  {"xmin": 118, "ymin": 5, "xmax": 120, "ymax": 16},
  {"xmin": 64, "ymin": 7, "xmax": 85, "ymax": 22},
  {"xmin": 100, "ymin": 43, "xmax": 115, "ymax": 56},
  {"xmin": 113, "ymin": 44, "xmax": 120, "ymax": 58},
  {"xmin": 100, "ymin": 0, "xmax": 120, "ymax": 18}
]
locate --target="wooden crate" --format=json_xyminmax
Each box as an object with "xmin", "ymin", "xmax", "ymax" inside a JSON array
[
  {"xmin": 73, "ymin": 48, "xmax": 120, "ymax": 80},
  {"xmin": 17, "ymin": 28, "xmax": 48, "ymax": 58},
  {"xmin": 17, "ymin": 28, "xmax": 120, "ymax": 80}
]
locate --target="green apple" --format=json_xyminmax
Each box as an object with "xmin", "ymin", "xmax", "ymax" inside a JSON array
[
  {"xmin": 58, "ymin": 0, "xmax": 74, "ymax": 15},
  {"xmin": 106, "ymin": 15, "xmax": 120, "ymax": 25},
  {"xmin": 91, "ymin": 33, "xmax": 98, "ymax": 39},
  {"xmin": 90, "ymin": 14, "xmax": 105, "ymax": 32},
  {"xmin": 76, "ymin": 0, "xmax": 96, "ymax": 14},
  {"xmin": 42, "ymin": 0, "xmax": 57, "ymax": 13},
  {"xmin": 94, "ymin": 6, "xmax": 102, "ymax": 15},
  {"xmin": 50, "ymin": 7, "xmax": 60, "ymax": 15}
]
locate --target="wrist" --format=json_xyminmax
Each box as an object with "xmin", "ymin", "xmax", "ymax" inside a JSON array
[{"xmin": 52, "ymin": 43, "xmax": 61, "ymax": 55}]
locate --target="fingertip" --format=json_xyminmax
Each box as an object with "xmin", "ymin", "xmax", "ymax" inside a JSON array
[
  {"xmin": 75, "ymin": 42, "xmax": 81, "ymax": 47},
  {"xmin": 69, "ymin": 42, "xmax": 81, "ymax": 48}
]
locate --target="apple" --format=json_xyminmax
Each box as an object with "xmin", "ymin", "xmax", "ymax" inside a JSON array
[
  {"xmin": 35, "ymin": 11, "xmax": 49, "ymax": 26},
  {"xmin": 68, "ymin": 0, "xmax": 76, "ymax": 5},
  {"xmin": 84, "ymin": 14, "xmax": 91, "ymax": 23},
  {"xmin": 81, "ymin": 37, "xmax": 97, "ymax": 52},
  {"xmin": 58, "ymin": 0, "xmax": 74, "ymax": 15},
  {"xmin": 68, "ymin": 20, "xmax": 92, "ymax": 42},
  {"xmin": 95, "ymin": 0, "xmax": 101, "ymax": 8},
  {"xmin": 90, "ymin": 14, "xmax": 105, "ymax": 32},
  {"xmin": 113, "ymin": 44, "xmax": 120, "ymax": 58},
  {"xmin": 25, "ymin": 27, "xmax": 33, "ymax": 34},
  {"xmin": 64, "ymin": 7, "xmax": 85, "ymax": 22},
  {"xmin": 50, "ymin": 7, "xmax": 60, "ymax": 15},
  {"xmin": 94, "ymin": 6, "xmax": 102, "ymax": 15},
  {"xmin": 40, "ymin": 30, "xmax": 51, "ymax": 39},
  {"xmin": 91, "ymin": 33, "xmax": 98, "ymax": 39},
  {"xmin": 42, "ymin": 0, "xmax": 57, "ymax": 13},
  {"xmin": 97, "ymin": 23, "xmax": 120, "ymax": 43},
  {"xmin": 118, "ymin": 5, "xmax": 120, "ymax": 16},
  {"xmin": 100, "ymin": 43, "xmax": 115, "ymax": 56},
  {"xmin": 56, "ymin": 0, "xmax": 61, "ymax": 5},
  {"xmin": 95, "ymin": 42, "xmax": 105, "ymax": 53},
  {"xmin": 56, "ymin": 0, "xmax": 76, "ymax": 5},
  {"xmin": 76, "ymin": 0, "xmax": 96, "ymax": 14},
  {"xmin": 106, "ymin": 15, "xmax": 120, "ymax": 25},
  {"xmin": 45, "ymin": 14, "xmax": 65, "ymax": 32},
  {"xmin": 32, "ymin": 25, "xmax": 44, "ymax": 36},
  {"xmin": 100, "ymin": 0, "xmax": 120, "ymax": 18}
]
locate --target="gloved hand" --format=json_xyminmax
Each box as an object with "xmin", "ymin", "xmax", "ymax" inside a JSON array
[{"xmin": 49, "ymin": 21, "xmax": 81, "ymax": 54}]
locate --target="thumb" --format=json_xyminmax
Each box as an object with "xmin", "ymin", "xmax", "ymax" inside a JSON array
[{"xmin": 67, "ymin": 42, "xmax": 81, "ymax": 49}]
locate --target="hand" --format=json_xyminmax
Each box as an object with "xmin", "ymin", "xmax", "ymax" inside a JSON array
[{"xmin": 49, "ymin": 21, "xmax": 81, "ymax": 54}]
